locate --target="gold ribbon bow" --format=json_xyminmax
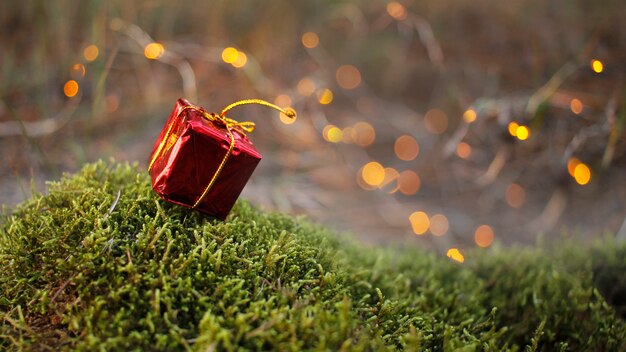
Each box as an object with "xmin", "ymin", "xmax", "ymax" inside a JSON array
[{"xmin": 149, "ymin": 99, "xmax": 296, "ymax": 208}]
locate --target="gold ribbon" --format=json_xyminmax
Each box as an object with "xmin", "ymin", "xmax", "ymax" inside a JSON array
[{"xmin": 149, "ymin": 99, "xmax": 296, "ymax": 208}]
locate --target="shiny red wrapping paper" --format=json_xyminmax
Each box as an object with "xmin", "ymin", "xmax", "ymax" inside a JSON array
[{"xmin": 148, "ymin": 98, "xmax": 261, "ymax": 220}]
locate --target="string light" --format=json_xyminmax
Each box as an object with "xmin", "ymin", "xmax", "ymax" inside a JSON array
[
  {"xmin": 455, "ymin": 142, "xmax": 472, "ymax": 159},
  {"xmin": 317, "ymin": 89, "xmax": 334, "ymax": 105},
  {"xmin": 398, "ymin": 170, "xmax": 420, "ymax": 195},
  {"xmin": 463, "ymin": 109, "xmax": 477, "ymax": 123},
  {"xmin": 570, "ymin": 98, "xmax": 583, "ymax": 114},
  {"xmin": 409, "ymin": 211, "xmax": 429, "ymax": 235},
  {"xmin": 144, "ymin": 42, "xmax": 165, "ymax": 60},
  {"xmin": 353, "ymin": 122, "xmax": 376, "ymax": 147},
  {"xmin": 301, "ymin": 32, "xmax": 320, "ymax": 49},
  {"xmin": 508, "ymin": 122, "xmax": 519, "ymax": 136},
  {"xmin": 63, "ymin": 80, "xmax": 79, "ymax": 97},
  {"xmin": 221, "ymin": 47, "xmax": 239, "ymax": 64},
  {"xmin": 232, "ymin": 51, "xmax": 247, "ymax": 68},
  {"xmin": 83, "ymin": 44, "xmax": 99, "ymax": 62},
  {"xmin": 380, "ymin": 168, "xmax": 400, "ymax": 193},
  {"xmin": 446, "ymin": 248, "xmax": 464, "ymax": 263},
  {"xmin": 297, "ymin": 78, "xmax": 316, "ymax": 96},
  {"xmin": 429, "ymin": 214, "xmax": 449, "ymax": 236},
  {"xmin": 590, "ymin": 59, "xmax": 604, "ymax": 73},
  {"xmin": 505, "ymin": 183, "xmax": 525, "ymax": 208},
  {"xmin": 386, "ymin": 1, "xmax": 408, "ymax": 21},
  {"xmin": 394, "ymin": 135, "xmax": 419, "ymax": 161},
  {"xmin": 567, "ymin": 157, "xmax": 580, "ymax": 177},
  {"xmin": 336, "ymin": 65, "xmax": 362, "ymax": 90},
  {"xmin": 70, "ymin": 63, "xmax": 86, "ymax": 78},
  {"xmin": 275, "ymin": 95, "xmax": 295, "ymax": 125},
  {"xmin": 361, "ymin": 162, "xmax": 385, "ymax": 187},
  {"xmin": 342, "ymin": 127, "xmax": 355, "ymax": 143},
  {"xmin": 515, "ymin": 125, "xmax": 530, "ymax": 141},
  {"xmin": 474, "ymin": 225, "xmax": 494, "ymax": 248},
  {"xmin": 323, "ymin": 125, "xmax": 342, "ymax": 143},
  {"xmin": 424, "ymin": 108, "xmax": 448, "ymax": 134},
  {"xmin": 573, "ymin": 163, "xmax": 591, "ymax": 185}
]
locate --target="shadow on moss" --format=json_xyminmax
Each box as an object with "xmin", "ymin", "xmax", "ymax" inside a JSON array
[{"xmin": 1, "ymin": 161, "xmax": 625, "ymax": 351}]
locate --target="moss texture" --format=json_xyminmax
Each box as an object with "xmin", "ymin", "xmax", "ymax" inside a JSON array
[{"xmin": 1, "ymin": 161, "xmax": 625, "ymax": 351}]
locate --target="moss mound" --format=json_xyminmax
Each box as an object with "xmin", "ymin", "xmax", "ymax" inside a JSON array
[{"xmin": 1, "ymin": 161, "xmax": 625, "ymax": 351}]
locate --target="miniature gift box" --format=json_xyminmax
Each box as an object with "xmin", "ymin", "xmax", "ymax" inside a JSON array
[{"xmin": 148, "ymin": 98, "xmax": 294, "ymax": 220}]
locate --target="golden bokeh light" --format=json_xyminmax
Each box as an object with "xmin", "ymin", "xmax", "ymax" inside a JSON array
[
  {"xmin": 446, "ymin": 248, "xmax": 465, "ymax": 263},
  {"xmin": 297, "ymin": 78, "xmax": 316, "ymax": 96},
  {"xmin": 386, "ymin": 1, "xmax": 408, "ymax": 21},
  {"xmin": 394, "ymin": 135, "xmax": 420, "ymax": 161},
  {"xmin": 71, "ymin": 63, "xmax": 86, "ymax": 78},
  {"xmin": 515, "ymin": 125, "xmax": 530, "ymax": 141},
  {"xmin": 83, "ymin": 44, "xmax": 99, "ymax": 62},
  {"xmin": 353, "ymin": 121, "xmax": 376, "ymax": 147},
  {"xmin": 570, "ymin": 98, "xmax": 583, "ymax": 114},
  {"xmin": 336, "ymin": 65, "xmax": 362, "ymax": 90},
  {"xmin": 356, "ymin": 168, "xmax": 378, "ymax": 191},
  {"xmin": 362, "ymin": 162, "xmax": 385, "ymax": 187},
  {"xmin": 317, "ymin": 88, "xmax": 334, "ymax": 105},
  {"xmin": 221, "ymin": 47, "xmax": 239, "ymax": 64},
  {"xmin": 63, "ymin": 80, "xmax": 79, "ymax": 98},
  {"xmin": 430, "ymin": 214, "xmax": 449, "ymax": 236},
  {"xmin": 380, "ymin": 167, "xmax": 400, "ymax": 193},
  {"xmin": 567, "ymin": 157, "xmax": 580, "ymax": 177},
  {"xmin": 302, "ymin": 32, "xmax": 320, "ymax": 49},
  {"xmin": 144, "ymin": 42, "xmax": 165, "ymax": 60},
  {"xmin": 409, "ymin": 211, "xmax": 429, "ymax": 235},
  {"xmin": 505, "ymin": 183, "xmax": 526, "ymax": 208},
  {"xmin": 456, "ymin": 142, "xmax": 472, "ymax": 159},
  {"xmin": 508, "ymin": 122, "xmax": 519, "ymax": 136},
  {"xmin": 474, "ymin": 225, "xmax": 494, "ymax": 248},
  {"xmin": 424, "ymin": 108, "xmax": 448, "ymax": 134},
  {"xmin": 398, "ymin": 170, "xmax": 421, "ymax": 195},
  {"xmin": 591, "ymin": 59, "xmax": 604, "ymax": 73},
  {"xmin": 232, "ymin": 51, "xmax": 247, "ymax": 68},
  {"xmin": 323, "ymin": 125, "xmax": 343, "ymax": 143},
  {"xmin": 342, "ymin": 127, "xmax": 355, "ymax": 143},
  {"xmin": 574, "ymin": 163, "xmax": 591, "ymax": 185},
  {"xmin": 463, "ymin": 109, "xmax": 477, "ymax": 123}
]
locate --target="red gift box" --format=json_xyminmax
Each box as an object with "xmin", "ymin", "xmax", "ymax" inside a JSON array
[{"xmin": 148, "ymin": 98, "xmax": 294, "ymax": 220}]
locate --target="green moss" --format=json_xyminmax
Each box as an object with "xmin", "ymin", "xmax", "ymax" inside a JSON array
[{"xmin": 1, "ymin": 161, "xmax": 625, "ymax": 351}]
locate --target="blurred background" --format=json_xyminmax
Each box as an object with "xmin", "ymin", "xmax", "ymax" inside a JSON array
[{"xmin": 1, "ymin": 0, "xmax": 625, "ymax": 260}]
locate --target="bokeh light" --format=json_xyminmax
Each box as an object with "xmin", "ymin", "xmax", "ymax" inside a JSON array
[
  {"xmin": 275, "ymin": 95, "xmax": 296, "ymax": 125},
  {"xmin": 446, "ymin": 248, "xmax": 465, "ymax": 263},
  {"xmin": 474, "ymin": 225, "xmax": 494, "ymax": 248},
  {"xmin": 574, "ymin": 163, "xmax": 591, "ymax": 185},
  {"xmin": 83, "ymin": 44, "xmax": 99, "ymax": 62},
  {"xmin": 386, "ymin": 1, "xmax": 408, "ymax": 21},
  {"xmin": 505, "ymin": 183, "xmax": 526, "ymax": 208},
  {"xmin": 570, "ymin": 98, "xmax": 583, "ymax": 114},
  {"xmin": 409, "ymin": 211, "xmax": 429, "ymax": 235},
  {"xmin": 232, "ymin": 51, "xmax": 247, "ymax": 68},
  {"xmin": 463, "ymin": 109, "xmax": 477, "ymax": 123},
  {"xmin": 429, "ymin": 214, "xmax": 449, "ymax": 236},
  {"xmin": 302, "ymin": 32, "xmax": 320, "ymax": 49},
  {"xmin": 297, "ymin": 78, "xmax": 316, "ymax": 96},
  {"xmin": 508, "ymin": 122, "xmax": 519, "ymax": 136},
  {"xmin": 567, "ymin": 157, "xmax": 581, "ymax": 177},
  {"xmin": 323, "ymin": 125, "xmax": 342, "ymax": 143},
  {"xmin": 424, "ymin": 108, "xmax": 448, "ymax": 134},
  {"xmin": 398, "ymin": 170, "xmax": 421, "ymax": 195},
  {"xmin": 105, "ymin": 94, "xmax": 120, "ymax": 113},
  {"xmin": 221, "ymin": 47, "xmax": 239, "ymax": 64},
  {"xmin": 362, "ymin": 162, "xmax": 385, "ymax": 187},
  {"xmin": 63, "ymin": 80, "xmax": 79, "ymax": 97},
  {"xmin": 590, "ymin": 59, "xmax": 604, "ymax": 73},
  {"xmin": 336, "ymin": 65, "xmax": 362, "ymax": 90},
  {"xmin": 394, "ymin": 135, "xmax": 419, "ymax": 161},
  {"xmin": 379, "ymin": 167, "xmax": 400, "ymax": 193},
  {"xmin": 515, "ymin": 125, "xmax": 530, "ymax": 141},
  {"xmin": 455, "ymin": 142, "xmax": 471, "ymax": 159},
  {"xmin": 317, "ymin": 88, "xmax": 334, "ymax": 105},
  {"xmin": 353, "ymin": 122, "xmax": 376, "ymax": 147},
  {"xmin": 144, "ymin": 42, "xmax": 164, "ymax": 60}
]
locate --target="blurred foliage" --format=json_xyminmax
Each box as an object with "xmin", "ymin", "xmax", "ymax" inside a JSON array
[{"xmin": 1, "ymin": 0, "xmax": 625, "ymax": 247}]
